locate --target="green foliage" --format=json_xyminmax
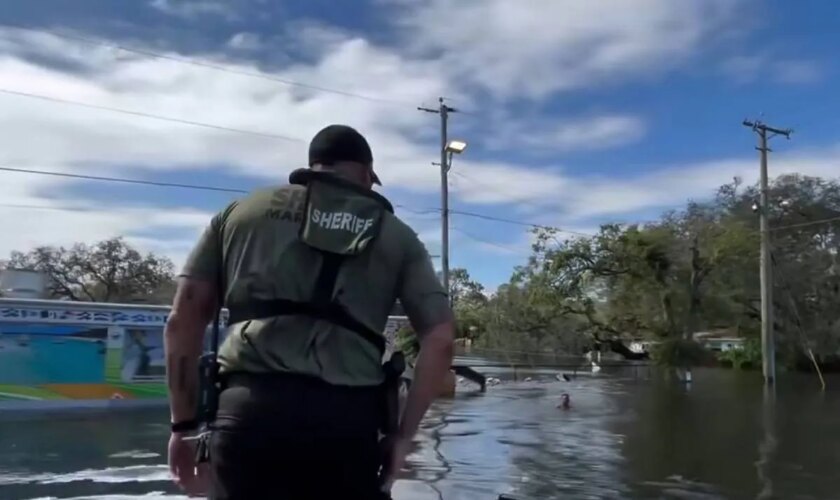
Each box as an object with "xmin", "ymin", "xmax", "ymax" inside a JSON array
[
  {"xmin": 395, "ymin": 326, "xmax": 420, "ymax": 362},
  {"xmin": 7, "ymin": 237, "xmax": 176, "ymax": 303},
  {"xmin": 451, "ymin": 174, "xmax": 840, "ymax": 368},
  {"xmin": 717, "ymin": 338, "xmax": 762, "ymax": 370},
  {"xmin": 449, "ymin": 268, "xmax": 489, "ymax": 340},
  {"xmin": 650, "ymin": 339, "xmax": 712, "ymax": 368}
]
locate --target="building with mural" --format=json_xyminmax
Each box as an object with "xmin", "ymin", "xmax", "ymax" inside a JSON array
[{"xmin": 0, "ymin": 298, "xmax": 408, "ymax": 411}]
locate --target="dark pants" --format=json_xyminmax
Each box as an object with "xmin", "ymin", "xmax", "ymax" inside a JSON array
[{"xmin": 208, "ymin": 372, "xmax": 389, "ymax": 500}]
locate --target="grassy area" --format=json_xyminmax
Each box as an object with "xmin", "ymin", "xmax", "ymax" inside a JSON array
[
  {"xmin": 104, "ymin": 348, "xmax": 123, "ymax": 383},
  {"xmin": 113, "ymin": 383, "xmax": 168, "ymax": 398},
  {"xmin": 0, "ymin": 384, "xmax": 65, "ymax": 400}
]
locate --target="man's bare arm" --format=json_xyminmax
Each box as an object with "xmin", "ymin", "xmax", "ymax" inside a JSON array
[
  {"xmin": 164, "ymin": 277, "xmax": 217, "ymax": 424},
  {"xmin": 398, "ymin": 318, "xmax": 455, "ymax": 440}
]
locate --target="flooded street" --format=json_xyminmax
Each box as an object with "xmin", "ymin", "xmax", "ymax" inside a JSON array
[{"xmin": 1, "ymin": 365, "xmax": 839, "ymax": 499}]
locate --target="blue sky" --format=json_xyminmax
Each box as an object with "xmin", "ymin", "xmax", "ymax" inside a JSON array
[{"xmin": 0, "ymin": 0, "xmax": 838, "ymax": 291}]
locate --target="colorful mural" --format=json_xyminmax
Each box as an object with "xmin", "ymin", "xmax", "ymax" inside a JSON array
[
  {"xmin": 0, "ymin": 299, "xmax": 176, "ymax": 404},
  {"xmin": 0, "ymin": 298, "xmax": 409, "ymax": 409},
  {"xmin": 0, "ymin": 324, "xmax": 107, "ymax": 384}
]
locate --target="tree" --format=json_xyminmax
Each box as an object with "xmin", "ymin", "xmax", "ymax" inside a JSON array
[
  {"xmin": 502, "ymin": 174, "xmax": 840, "ymax": 369},
  {"xmin": 7, "ymin": 237, "xmax": 176, "ymax": 303},
  {"xmin": 449, "ymin": 268, "xmax": 486, "ymax": 306},
  {"xmin": 448, "ymin": 268, "xmax": 489, "ymax": 340}
]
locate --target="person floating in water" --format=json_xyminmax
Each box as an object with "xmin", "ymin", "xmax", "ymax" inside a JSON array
[{"xmin": 557, "ymin": 393, "xmax": 571, "ymax": 410}]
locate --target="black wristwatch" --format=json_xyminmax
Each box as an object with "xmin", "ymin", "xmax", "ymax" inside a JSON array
[{"xmin": 171, "ymin": 419, "xmax": 200, "ymax": 433}]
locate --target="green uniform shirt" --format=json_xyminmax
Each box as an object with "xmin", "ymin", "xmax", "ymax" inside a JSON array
[{"xmin": 180, "ymin": 178, "xmax": 449, "ymax": 386}]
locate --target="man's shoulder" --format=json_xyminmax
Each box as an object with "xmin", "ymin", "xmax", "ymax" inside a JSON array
[
  {"xmin": 243, "ymin": 184, "xmax": 305, "ymax": 206},
  {"xmin": 381, "ymin": 212, "xmax": 422, "ymax": 246},
  {"xmin": 219, "ymin": 184, "xmax": 306, "ymax": 222}
]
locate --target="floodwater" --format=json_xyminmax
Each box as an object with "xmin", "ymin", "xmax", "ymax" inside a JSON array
[{"xmin": 1, "ymin": 364, "xmax": 839, "ymax": 500}]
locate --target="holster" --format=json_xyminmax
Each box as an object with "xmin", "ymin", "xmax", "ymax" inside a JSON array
[
  {"xmin": 381, "ymin": 351, "xmax": 406, "ymax": 437},
  {"xmin": 377, "ymin": 351, "xmax": 406, "ymax": 495},
  {"xmin": 193, "ymin": 352, "xmax": 220, "ymax": 464}
]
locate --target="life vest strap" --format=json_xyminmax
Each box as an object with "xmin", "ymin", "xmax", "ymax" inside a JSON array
[
  {"xmin": 226, "ymin": 252, "xmax": 386, "ymax": 355},
  {"xmin": 227, "ymin": 298, "xmax": 385, "ymax": 354}
]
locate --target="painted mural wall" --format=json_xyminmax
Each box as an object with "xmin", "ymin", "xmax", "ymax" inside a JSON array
[
  {"xmin": 0, "ymin": 298, "xmax": 409, "ymax": 407},
  {"xmin": 0, "ymin": 300, "xmax": 175, "ymax": 403}
]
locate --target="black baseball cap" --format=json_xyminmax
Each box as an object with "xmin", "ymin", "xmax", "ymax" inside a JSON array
[{"xmin": 308, "ymin": 124, "xmax": 381, "ymax": 185}]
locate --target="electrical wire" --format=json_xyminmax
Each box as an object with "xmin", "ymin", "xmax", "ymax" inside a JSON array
[
  {"xmin": 450, "ymin": 208, "xmax": 593, "ymax": 237},
  {"xmin": 3, "ymin": 24, "xmax": 418, "ymax": 106},
  {"xmin": 0, "ymin": 165, "xmax": 572, "ymax": 233},
  {"xmin": 0, "ymin": 88, "xmax": 306, "ymax": 142},
  {"xmin": 451, "ymin": 226, "xmax": 527, "ymax": 254},
  {"xmin": 769, "ymin": 215, "xmax": 840, "ymax": 233},
  {"xmin": 0, "ymin": 203, "xmax": 98, "ymax": 213},
  {"xmin": 450, "ymin": 170, "xmax": 561, "ymax": 214},
  {"xmin": 0, "ymin": 166, "xmax": 251, "ymax": 194},
  {"xmin": 0, "ymin": 88, "xmax": 656, "ymax": 237},
  {"xmin": 9, "ymin": 27, "xmax": 836, "ymax": 238},
  {"xmin": 5, "ymin": 166, "xmax": 835, "ymax": 238},
  {"xmin": 0, "ymin": 165, "xmax": 450, "ymax": 216}
]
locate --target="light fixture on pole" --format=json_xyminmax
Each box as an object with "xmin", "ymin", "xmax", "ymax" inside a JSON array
[
  {"xmin": 743, "ymin": 118, "xmax": 792, "ymax": 386},
  {"xmin": 446, "ymin": 140, "xmax": 468, "ymax": 154},
  {"xmin": 445, "ymin": 140, "xmax": 468, "ymax": 172},
  {"xmin": 418, "ymin": 98, "xmax": 467, "ymax": 302}
]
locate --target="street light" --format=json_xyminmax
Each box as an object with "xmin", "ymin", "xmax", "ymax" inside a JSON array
[
  {"xmin": 446, "ymin": 140, "xmax": 468, "ymax": 154},
  {"xmin": 444, "ymin": 140, "xmax": 467, "ymax": 173}
]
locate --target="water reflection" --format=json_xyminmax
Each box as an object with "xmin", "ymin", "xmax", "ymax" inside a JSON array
[
  {"xmin": 1, "ymin": 367, "xmax": 839, "ymax": 500},
  {"xmin": 755, "ymin": 385, "xmax": 777, "ymax": 500}
]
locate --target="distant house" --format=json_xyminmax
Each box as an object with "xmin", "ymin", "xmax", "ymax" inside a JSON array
[
  {"xmin": 693, "ymin": 329, "xmax": 745, "ymax": 352},
  {"xmin": 0, "ymin": 268, "xmax": 48, "ymax": 299},
  {"xmin": 629, "ymin": 339, "xmax": 657, "ymax": 354}
]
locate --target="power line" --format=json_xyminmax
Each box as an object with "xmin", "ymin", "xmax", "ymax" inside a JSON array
[
  {"xmin": 0, "ymin": 164, "xmax": 577, "ymax": 236},
  {"xmin": 4, "ymin": 24, "xmax": 417, "ymax": 107},
  {"xmin": 770, "ymin": 216, "xmax": 840, "ymax": 233},
  {"xmin": 0, "ymin": 165, "xmax": 443, "ymax": 215},
  {"xmin": 15, "ymin": 163, "xmax": 830, "ymax": 237},
  {"xmin": 0, "ymin": 203, "xmax": 97, "ymax": 212},
  {"xmin": 450, "ymin": 170, "xmax": 558, "ymax": 213},
  {"xmin": 0, "ymin": 88, "xmax": 305, "ymax": 142},
  {"xmin": 450, "ymin": 209, "xmax": 544, "ymax": 228},
  {"xmin": 448, "ymin": 171, "xmax": 595, "ymax": 236},
  {"xmin": 5, "ymin": 164, "xmax": 838, "ymax": 238},
  {"xmin": 0, "ymin": 166, "xmax": 249, "ymax": 194},
  {"xmin": 451, "ymin": 226, "xmax": 527, "ymax": 254},
  {"xmin": 450, "ymin": 208, "xmax": 593, "ymax": 237}
]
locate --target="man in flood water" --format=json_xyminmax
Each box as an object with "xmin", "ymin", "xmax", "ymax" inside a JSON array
[{"xmin": 164, "ymin": 124, "xmax": 455, "ymax": 499}]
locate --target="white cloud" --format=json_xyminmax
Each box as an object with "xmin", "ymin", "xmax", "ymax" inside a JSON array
[
  {"xmin": 773, "ymin": 60, "xmax": 823, "ymax": 85},
  {"xmin": 492, "ymin": 115, "xmax": 646, "ymax": 153},
  {"xmin": 150, "ymin": 0, "xmax": 236, "ymax": 20},
  {"xmin": 721, "ymin": 54, "xmax": 824, "ymax": 85},
  {"xmin": 0, "ymin": 10, "xmax": 832, "ymax": 270},
  {"xmin": 0, "ymin": 169, "xmax": 210, "ymax": 270},
  {"xmin": 0, "ymin": 27, "xmax": 576, "ymax": 246},
  {"xmin": 720, "ymin": 55, "xmax": 767, "ymax": 84},
  {"xmin": 226, "ymin": 32, "xmax": 263, "ymax": 51},
  {"xmin": 394, "ymin": 0, "xmax": 745, "ymax": 100},
  {"xmin": 549, "ymin": 116, "xmax": 646, "ymax": 151},
  {"xmin": 548, "ymin": 146, "xmax": 840, "ymax": 221},
  {"xmin": 450, "ymin": 227, "xmax": 532, "ymax": 257}
]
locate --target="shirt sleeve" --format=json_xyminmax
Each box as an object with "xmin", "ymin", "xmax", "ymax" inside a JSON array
[
  {"xmin": 180, "ymin": 212, "xmax": 223, "ymax": 284},
  {"xmin": 397, "ymin": 231, "xmax": 452, "ymax": 336}
]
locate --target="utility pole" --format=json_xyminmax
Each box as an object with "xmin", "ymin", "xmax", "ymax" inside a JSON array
[
  {"xmin": 743, "ymin": 119, "xmax": 792, "ymax": 386},
  {"xmin": 419, "ymin": 97, "xmax": 457, "ymax": 299}
]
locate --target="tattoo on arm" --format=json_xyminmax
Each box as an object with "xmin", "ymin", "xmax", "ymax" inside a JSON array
[{"xmin": 165, "ymin": 276, "xmax": 216, "ymax": 421}]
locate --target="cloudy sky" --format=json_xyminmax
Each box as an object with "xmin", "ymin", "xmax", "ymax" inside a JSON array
[{"xmin": 0, "ymin": 0, "xmax": 838, "ymax": 290}]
